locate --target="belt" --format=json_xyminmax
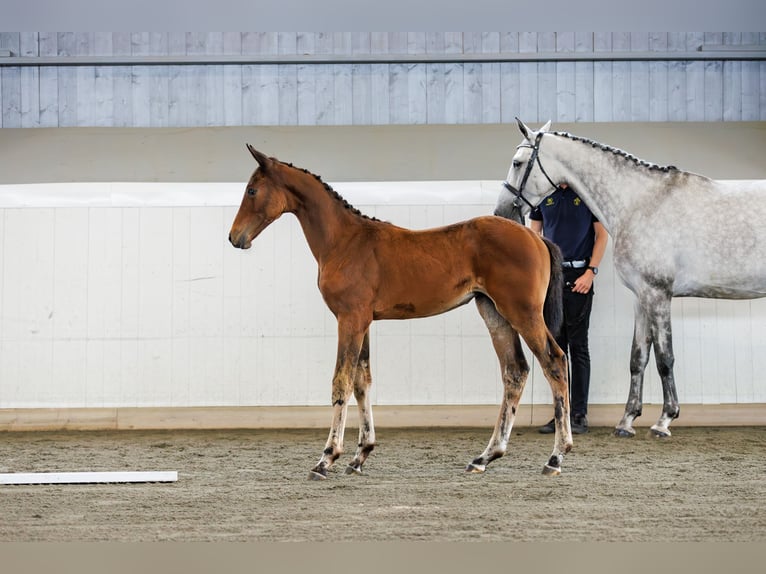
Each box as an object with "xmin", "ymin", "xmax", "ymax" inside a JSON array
[{"xmin": 562, "ymin": 260, "xmax": 587, "ymax": 268}]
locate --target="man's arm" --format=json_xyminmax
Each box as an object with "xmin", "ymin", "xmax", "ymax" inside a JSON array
[
  {"xmin": 589, "ymin": 221, "xmax": 608, "ymax": 270},
  {"xmin": 529, "ymin": 218, "xmax": 543, "ymax": 235},
  {"xmin": 572, "ymin": 221, "xmax": 608, "ymax": 294}
]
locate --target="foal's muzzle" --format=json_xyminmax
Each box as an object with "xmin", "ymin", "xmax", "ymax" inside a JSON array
[{"xmin": 228, "ymin": 232, "xmax": 251, "ymax": 249}]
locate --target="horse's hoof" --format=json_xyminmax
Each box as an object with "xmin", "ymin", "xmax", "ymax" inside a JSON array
[
  {"xmin": 344, "ymin": 464, "xmax": 363, "ymax": 476},
  {"xmin": 308, "ymin": 469, "xmax": 327, "ymax": 481},
  {"xmin": 465, "ymin": 462, "xmax": 486, "ymax": 474},
  {"xmin": 542, "ymin": 464, "xmax": 561, "ymax": 476},
  {"xmin": 648, "ymin": 426, "xmax": 672, "ymax": 439},
  {"xmin": 613, "ymin": 427, "xmax": 635, "ymax": 438}
]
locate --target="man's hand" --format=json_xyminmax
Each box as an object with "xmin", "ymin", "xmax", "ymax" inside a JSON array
[{"xmin": 572, "ymin": 270, "xmax": 595, "ymax": 294}]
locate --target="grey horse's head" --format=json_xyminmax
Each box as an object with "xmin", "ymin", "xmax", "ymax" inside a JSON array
[{"xmin": 494, "ymin": 119, "xmax": 554, "ymax": 224}]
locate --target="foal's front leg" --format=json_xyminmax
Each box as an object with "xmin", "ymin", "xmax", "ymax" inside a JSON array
[
  {"xmin": 345, "ymin": 330, "xmax": 377, "ymax": 475},
  {"xmin": 309, "ymin": 321, "xmax": 366, "ymax": 480}
]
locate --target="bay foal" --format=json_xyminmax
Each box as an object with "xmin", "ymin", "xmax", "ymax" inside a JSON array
[{"xmin": 229, "ymin": 146, "xmax": 572, "ymax": 479}]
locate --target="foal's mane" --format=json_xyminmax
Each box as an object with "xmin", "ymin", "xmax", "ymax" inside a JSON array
[
  {"xmin": 278, "ymin": 160, "xmax": 381, "ymax": 222},
  {"xmin": 551, "ymin": 131, "xmax": 680, "ymax": 174}
]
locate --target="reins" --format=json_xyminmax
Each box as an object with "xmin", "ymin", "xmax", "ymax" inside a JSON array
[{"xmin": 502, "ymin": 130, "xmax": 559, "ymax": 211}]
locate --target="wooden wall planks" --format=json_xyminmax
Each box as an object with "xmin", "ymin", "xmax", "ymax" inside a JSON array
[{"xmin": 1, "ymin": 32, "xmax": 764, "ymax": 128}]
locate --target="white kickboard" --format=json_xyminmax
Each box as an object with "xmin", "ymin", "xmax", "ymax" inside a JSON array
[{"xmin": 0, "ymin": 471, "xmax": 178, "ymax": 485}]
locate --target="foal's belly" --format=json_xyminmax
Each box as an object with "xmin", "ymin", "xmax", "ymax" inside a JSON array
[{"xmin": 373, "ymin": 290, "xmax": 476, "ymax": 320}]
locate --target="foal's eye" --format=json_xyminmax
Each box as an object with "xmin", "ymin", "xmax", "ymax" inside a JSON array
[
  {"xmin": 247, "ymin": 187, "xmax": 256, "ymax": 196},
  {"xmin": 512, "ymin": 160, "xmax": 522, "ymax": 169}
]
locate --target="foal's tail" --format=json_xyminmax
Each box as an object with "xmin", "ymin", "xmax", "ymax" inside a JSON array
[{"xmin": 541, "ymin": 237, "xmax": 564, "ymax": 337}]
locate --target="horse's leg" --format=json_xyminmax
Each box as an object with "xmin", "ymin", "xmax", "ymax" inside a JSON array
[
  {"xmin": 614, "ymin": 299, "xmax": 652, "ymax": 438},
  {"xmin": 345, "ymin": 330, "xmax": 376, "ymax": 475},
  {"xmin": 466, "ymin": 295, "xmax": 529, "ymax": 473},
  {"xmin": 523, "ymin": 327, "xmax": 572, "ymax": 475},
  {"xmin": 647, "ymin": 297, "xmax": 679, "ymax": 438},
  {"xmin": 309, "ymin": 318, "xmax": 368, "ymax": 480}
]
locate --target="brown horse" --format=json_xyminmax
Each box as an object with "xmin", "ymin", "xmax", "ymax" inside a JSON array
[{"xmin": 229, "ymin": 145, "xmax": 572, "ymax": 479}]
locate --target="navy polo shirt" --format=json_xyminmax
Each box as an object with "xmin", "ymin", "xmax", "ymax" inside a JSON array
[{"xmin": 529, "ymin": 186, "xmax": 598, "ymax": 262}]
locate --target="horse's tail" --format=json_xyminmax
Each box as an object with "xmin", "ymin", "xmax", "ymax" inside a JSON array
[{"xmin": 541, "ymin": 236, "xmax": 564, "ymax": 337}]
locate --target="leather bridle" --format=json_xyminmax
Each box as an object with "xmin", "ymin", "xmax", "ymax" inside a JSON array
[{"xmin": 502, "ymin": 131, "xmax": 560, "ymax": 211}]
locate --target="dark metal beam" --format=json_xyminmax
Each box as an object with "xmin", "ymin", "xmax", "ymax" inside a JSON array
[{"xmin": 1, "ymin": 49, "xmax": 764, "ymax": 67}]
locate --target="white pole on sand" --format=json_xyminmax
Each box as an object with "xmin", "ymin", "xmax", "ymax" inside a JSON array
[{"xmin": 0, "ymin": 471, "xmax": 178, "ymax": 485}]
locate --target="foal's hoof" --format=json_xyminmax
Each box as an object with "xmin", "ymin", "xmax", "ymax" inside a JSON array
[
  {"xmin": 648, "ymin": 426, "xmax": 672, "ymax": 439},
  {"xmin": 344, "ymin": 464, "xmax": 363, "ymax": 476},
  {"xmin": 542, "ymin": 454, "xmax": 562, "ymax": 476},
  {"xmin": 542, "ymin": 464, "xmax": 561, "ymax": 476},
  {"xmin": 613, "ymin": 427, "xmax": 636, "ymax": 438},
  {"xmin": 465, "ymin": 462, "xmax": 486, "ymax": 474},
  {"xmin": 308, "ymin": 468, "xmax": 328, "ymax": 481}
]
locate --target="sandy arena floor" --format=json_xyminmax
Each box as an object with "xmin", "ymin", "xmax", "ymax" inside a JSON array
[{"xmin": 1, "ymin": 426, "xmax": 765, "ymax": 542}]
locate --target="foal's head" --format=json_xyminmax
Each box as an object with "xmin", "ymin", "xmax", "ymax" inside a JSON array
[{"xmin": 229, "ymin": 145, "xmax": 292, "ymax": 249}]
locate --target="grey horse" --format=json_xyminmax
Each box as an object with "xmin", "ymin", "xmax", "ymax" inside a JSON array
[{"xmin": 495, "ymin": 118, "xmax": 766, "ymax": 438}]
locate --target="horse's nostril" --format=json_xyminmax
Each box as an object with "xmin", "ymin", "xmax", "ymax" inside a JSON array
[{"xmin": 229, "ymin": 233, "xmax": 249, "ymax": 249}]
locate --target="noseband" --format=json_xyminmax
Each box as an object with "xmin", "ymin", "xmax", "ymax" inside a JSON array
[{"xmin": 503, "ymin": 131, "xmax": 559, "ymax": 211}]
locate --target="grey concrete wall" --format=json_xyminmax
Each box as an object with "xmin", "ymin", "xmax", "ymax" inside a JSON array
[{"xmin": 1, "ymin": 122, "xmax": 765, "ymax": 185}]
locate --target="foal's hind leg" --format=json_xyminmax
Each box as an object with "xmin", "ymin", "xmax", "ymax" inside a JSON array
[
  {"xmin": 466, "ymin": 295, "xmax": 530, "ymax": 473},
  {"xmin": 346, "ymin": 331, "xmax": 376, "ymax": 475},
  {"xmin": 519, "ymin": 322, "xmax": 572, "ymax": 475}
]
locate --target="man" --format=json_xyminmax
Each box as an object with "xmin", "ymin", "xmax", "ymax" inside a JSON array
[{"xmin": 530, "ymin": 182, "xmax": 608, "ymax": 435}]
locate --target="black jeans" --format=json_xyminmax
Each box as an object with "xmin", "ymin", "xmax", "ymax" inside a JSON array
[{"xmin": 557, "ymin": 267, "xmax": 595, "ymax": 417}]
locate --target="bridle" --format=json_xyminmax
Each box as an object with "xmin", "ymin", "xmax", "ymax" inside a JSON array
[{"xmin": 502, "ymin": 131, "xmax": 559, "ymax": 211}]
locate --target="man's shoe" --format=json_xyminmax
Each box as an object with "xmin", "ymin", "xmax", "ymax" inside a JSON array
[
  {"xmin": 571, "ymin": 413, "xmax": 589, "ymax": 434},
  {"xmin": 538, "ymin": 418, "xmax": 556, "ymax": 434}
]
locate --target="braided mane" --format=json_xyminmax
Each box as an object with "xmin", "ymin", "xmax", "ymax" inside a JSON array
[
  {"xmin": 552, "ymin": 131, "xmax": 679, "ymax": 173},
  {"xmin": 281, "ymin": 161, "xmax": 381, "ymax": 222}
]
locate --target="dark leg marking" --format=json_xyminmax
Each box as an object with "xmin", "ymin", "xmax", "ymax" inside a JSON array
[{"xmin": 554, "ymin": 396, "xmax": 565, "ymax": 420}]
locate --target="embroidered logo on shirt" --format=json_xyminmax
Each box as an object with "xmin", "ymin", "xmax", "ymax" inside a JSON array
[
  {"xmin": 574, "ymin": 197, "xmax": 581, "ymax": 206},
  {"xmin": 545, "ymin": 197, "xmax": 555, "ymax": 207}
]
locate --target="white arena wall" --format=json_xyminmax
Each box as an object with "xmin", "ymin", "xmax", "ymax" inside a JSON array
[
  {"xmin": 1, "ymin": 122, "xmax": 765, "ymax": 429},
  {"xmin": 1, "ymin": 178, "xmax": 766, "ymax": 430}
]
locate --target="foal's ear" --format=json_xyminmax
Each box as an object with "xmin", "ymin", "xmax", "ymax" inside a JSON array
[
  {"xmin": 246, "ymin": 144, "xmax": 270, "ymax": 169},
  {"xmin": 540, "ymin": 120, "xmax": 552, "ymax": 133}
]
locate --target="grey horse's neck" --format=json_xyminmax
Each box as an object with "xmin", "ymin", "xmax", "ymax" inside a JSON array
[{"xmin": 543, "ymin": 132, "xmax": 694, "ymax": 233}]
